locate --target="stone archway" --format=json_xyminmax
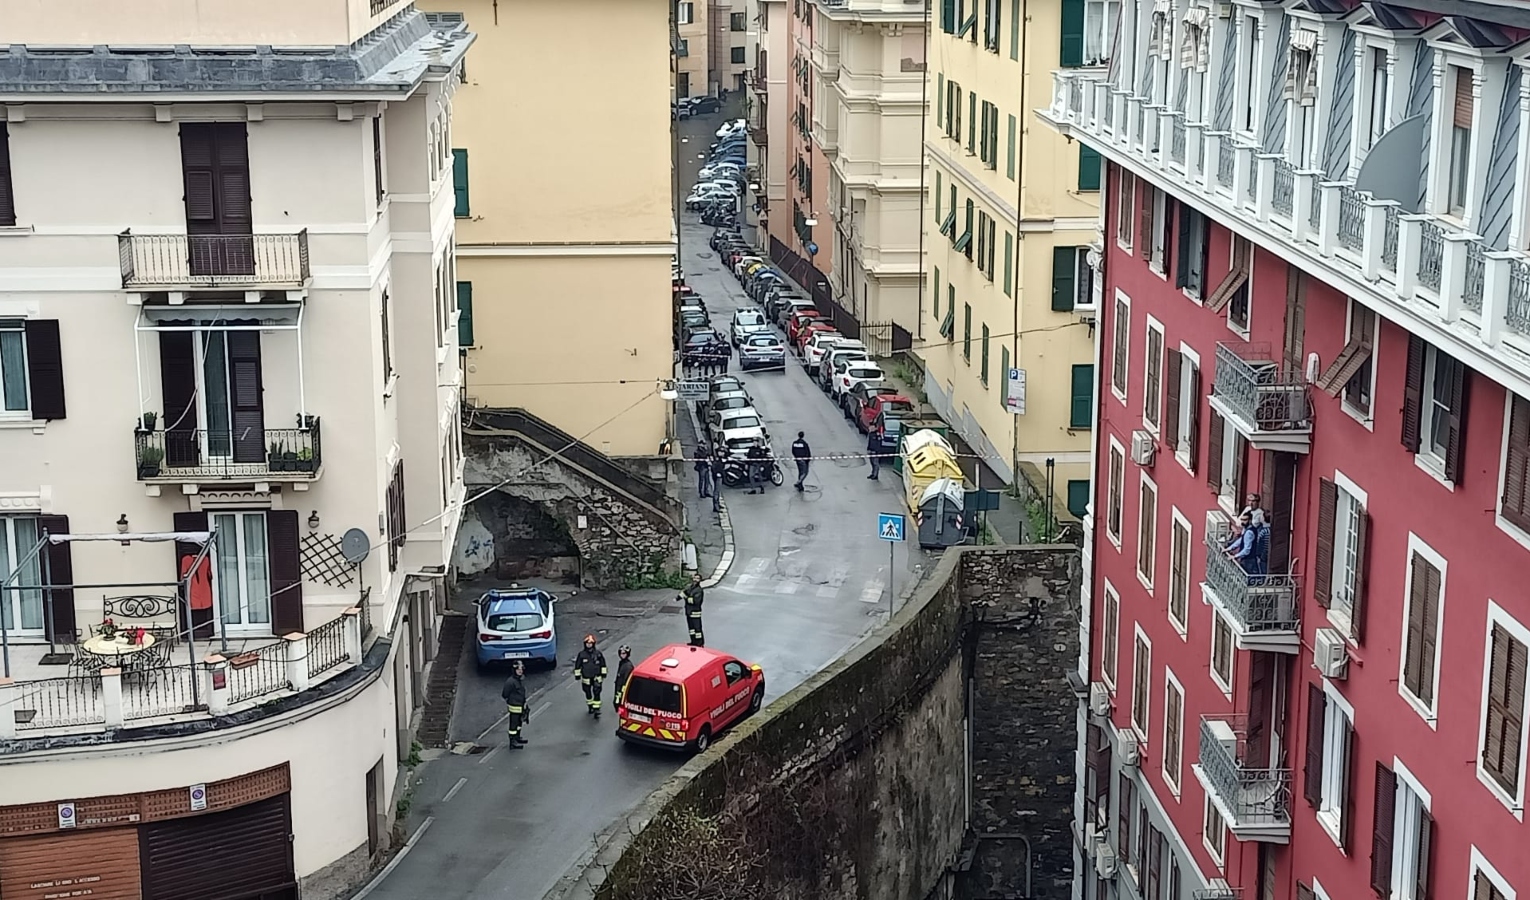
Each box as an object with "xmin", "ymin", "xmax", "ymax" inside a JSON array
[{"xmin": 457, "ymin": 493, "xmax": 582, "ymax": 584}]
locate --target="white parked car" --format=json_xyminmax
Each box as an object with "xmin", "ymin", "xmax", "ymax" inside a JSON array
[
  {"xmin": 731, "ymin": 309, "xmax": 769, "ymax": 346},
  {"xmin": 802, "ymin": 332, "xmax": 844, "ymax": 373},
  {"xmin": 831, "ymin": 362, "xmax": 885, "ymax": 401},
  {"xmin": 716, "ymin": 118, "xmax": 747, "ymax": 138},
  {"xmin": 733, "ymin": 255, "xmax": 763, "ymax": 277},
  {"xmin": 818, "ymin": 341, "xmax": 868, "ymax": 383},
  {"xmin": 708, "ymin": 409, "xmax": 767, "ymax": 448}
]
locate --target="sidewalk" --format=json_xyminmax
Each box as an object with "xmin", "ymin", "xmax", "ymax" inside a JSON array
[{"xmin": 676, "ymin": 398, "xmax": 732, "ymax": 585}]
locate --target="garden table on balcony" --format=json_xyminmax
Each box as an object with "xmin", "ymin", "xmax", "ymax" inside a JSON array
[{"xmin": 80, "ymin": 633, "xmax": 159, "ymax": 672}]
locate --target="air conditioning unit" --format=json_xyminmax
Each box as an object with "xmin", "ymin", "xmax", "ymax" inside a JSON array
[
  {"xmin": 1094, "ymin": 842, "xmax": 1118, "ymax": 879},
  {"xmin": 1314, "ymin": 627, "xmax": 1349, "ymax": 679},
  {"xmin": 1089, "ymin": 682, "xmax": 1113, "ymax": 717},
  {"xmin": 1117, "ymin": 726, "xmax": 1140, "ymax": 768},
  {"xmin": 1083, "ymin": 822, "xmax": 1100, "ymax": 856},
  {"xmin": 1131, "ymin": 430, "xmax": 1157, "ymax": 467}
]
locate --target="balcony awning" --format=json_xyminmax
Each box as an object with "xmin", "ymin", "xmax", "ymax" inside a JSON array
[{"xmin": 136, "ymin": 303, "xmax": 303, "ymax": 331}]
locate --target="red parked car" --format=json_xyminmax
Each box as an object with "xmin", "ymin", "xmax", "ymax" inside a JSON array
[
  {"xmin": 855, "ymin": 392, "xmax": 915, "ymax": 432},
  {"xmin": 795, "ymin": 322, "xmax": 837, "ymax": 354},
  {"xmin": 785, "ymin": 310, "xmax": 824, "ymax": 345}
]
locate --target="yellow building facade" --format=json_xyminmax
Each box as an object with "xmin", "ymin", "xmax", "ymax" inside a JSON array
[
  {"xmin": 421, "ymin": 0, "xmax": 675, "ymax": 457},
  {"xmin": 920, "ymin": 0, "xmax": 1100, "ymax": 510}
]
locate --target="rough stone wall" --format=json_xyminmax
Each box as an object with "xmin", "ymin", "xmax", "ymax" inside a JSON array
[
  {"xmin": 960, "ymin": 548, "xmax": 1082, "ymax": 899},
  {"xmin": 461, "ymin": 438, "xmax": 680, "ymax": 591}
]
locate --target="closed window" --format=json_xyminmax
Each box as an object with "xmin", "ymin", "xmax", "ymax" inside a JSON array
[
  {"xmin": 1400, "ymin": 546, "xmax": 1444, "ymax": 715},
  {"xmin": 1162, "ymin": 672, "xmax": 1184, "ymax": 792},
  {"xmin": 1422, "ymin": 344, "xmax": 1466, "ymax": 471},
  {"xmin": 1480, "ymin": 615, "xmax": 1528, "ymax": 801},
  {"xmin": 1447, "ymin": 66, "xmax": 1474, "ymax": 217},
  {"xmin": 1071, "ymin": 364, "xmax": 1094, "ymax": 429},
  {"xmin": 1472, "ymin": 860, "xmax": 1512, "ymax": 900},
  {"xmin": 980, "ymin": 325, "xmax": 991, "ymax": 386},
  {"xmin": 1116, "ymin": 170, "xmax": 1136, "ymax": 249},
  {"xmin": 213, "ymin": 511, "xmax": 272, "ymax": 628},
  {"xmin": 457, "ymin": 282, "xmax": 475, "ymax": 347},
  {"xmin": 452, "ymin": 149, "xmax": 470, "ymax": 217},
  {"xmin": 1240, "ymin": 14, "xmax": 1260, "ymax": 133},
  {"xmin": 1131, "ymin": 631, "xmax": 1151, "ymax": 736},
  {"xmin": 1106, "ymin": 440, "xmax": 1124, "ymax": 543},
  {"xmin": 1081, "ymin": 0, "xmax": 1120, "ymax": 67},
  {"xmin": 1110, "ymin": 294, "xmax": 1130, "ymax": 400},
  {"xmin": 0, "ymin": 319, "xmax": 31, "ymax": 416},
  {"xmin": 1101, "ymin": 582, "xmax": 1120, "ymax": 685},
  {"xmin": 963, "ymin": 303, "xmax": 973, "ymax": 360},
  {"xmin": 1137, "ymin": 476, "xmax": 1157, "ymax": 587},
  {"xmin": 1304, "ymin": 685, "xmax": 1356, "ymax": 847},
  {"xmin": 1210, "ymin": 608, "xmax": 1233, "ymax": 691},
  {"xmin": 1166, "ymin": 348, "xmax": 1198, "ymax": 465},
  {"xmin": 1370, "ymin": 764, "xmax": 1435, "ymax": 900},
  {"xmin": 1202, "ymin": 794, "xmax": 1227, "ymax": 865},
  {"xmin": 380, "ymin": 290, "xmax": 394, "ymax": 386},
  {"xmin": 1168, "ymin": 514, "xmax": 1190, "ymax": 632},
  {"xmin": 731, "ymin": 46, "xmax": 746, "ymax": 64},
  {"xmin": 1142, "ymin": 322, "xmax": 1163, "ymax": 430},
  {"xmin": 730, "ymin": 11, "xmax": 746, "ymax": 29},
  {"xmin": 1501, "ymin": 393, "xmax": 1530, "ymax": 532},
  {"xmin": 1366, "ymin": 47, "xmax": 1390, "ymax": 151},
  {"xmin": 0, "ymin": 124, "xmax": 14, "ymax": 226},
  {"xmin": 1316, "ymin": 476, "xmax": 1368, "ymax": 640},
  {"xmin": 0, "ymin": 516, "xmax": 43, "ymax": 633}
]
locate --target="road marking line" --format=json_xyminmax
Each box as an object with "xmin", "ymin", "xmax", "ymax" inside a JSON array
[
  {"xmin": 774, "ymin": 582, "xmax": 799, "ymax": 595},
  {"xmin": 350, "ymin": 816, "xmax": 435, "ymax": 899},
  {"xmin": 734, "ymin": 574, "xmax": 759, "ymax": 591},
  {"xmin": 816, "ymin": 584, "xmax": 839, "ymax": 598},
  {"xmin": 859, "ymin": 581, "xmax": 885, "ymax": 603},
  {"xmin": 828, "ymin": 565, "xmax": 850, "ymax": 587},
  {"xmin": 442, "ymin": 777, "xmax": 468, "ymax": 803},
  {"xmin": 744, "ymin": 557, "xmax": 769, "ymax": 575},
  {"xmin": 478, "ymin": 746, "xmax": 501, "ymax": 766},
  {"xmin": 534, "ymin": 702, "xmax": 551, "ymax": 718}
]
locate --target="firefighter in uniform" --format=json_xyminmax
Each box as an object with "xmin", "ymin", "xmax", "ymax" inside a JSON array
[
  {"xmin": 573, "ymin": 635, "xmax": 608, "ymax": 717},
  {"xmin": 613, "ymin": 645, "xmax": 635, "ymax": 712},
  {"xmin": 501, "ymin": 660, "xmax": 529, "ymax": 748},
  {"xmin": 680, "ymin": 574, "xmax": 706, "ymax": 646}
]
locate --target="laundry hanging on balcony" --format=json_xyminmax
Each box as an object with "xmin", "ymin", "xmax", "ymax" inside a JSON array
[
  {"xmin": 1148, "ymin": 0, "xmax": 1174, "ymax": 59},
  {"xmin": 1180, "ymin": 6, "xmax": 1210, "ymax": 73},
  {"xmin": 1283, "ymin": 30, "xmax": 1320, "ymax": 107}
]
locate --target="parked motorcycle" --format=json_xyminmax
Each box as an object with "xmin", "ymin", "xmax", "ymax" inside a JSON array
[{"xmin": 718, "ymin": 457, "xmax": 785, "ymax": 488}]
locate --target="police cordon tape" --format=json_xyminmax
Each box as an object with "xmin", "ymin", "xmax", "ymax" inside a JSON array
[{"xmin": 680, "ymin": 448, "xmax": 1005, "ymax": 463}]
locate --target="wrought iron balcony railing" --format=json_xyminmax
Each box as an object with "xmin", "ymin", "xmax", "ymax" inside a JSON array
[
  {"xmin": 134, "ymin": 420, "xmax": 322, "ymax": 482},
  {"xmin": 1212, "ymin": 343, "xmax": 1312, "ymax": 435},
  {"xmin": 1199, "ymin": 716, "xmax": 1292, "ymax": 836},
  {"xmin": 119, "ymin": 231, "xmax": 311, "ymax": 290},
  {"xmin": 1271, "ymin": 160, "xmax": 1294, "ymax": 219},
  {"xmin": 1202, "ymin": 527, "xmax": 1300, "ymax": 634}
]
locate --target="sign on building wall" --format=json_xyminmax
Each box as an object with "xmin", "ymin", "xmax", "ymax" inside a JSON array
[{"xmin": 1005, "ymin": 369, "xmax": 1027, "ymax": 415}]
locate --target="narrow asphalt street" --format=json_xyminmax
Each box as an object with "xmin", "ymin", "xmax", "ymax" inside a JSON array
[{"xmin": 353, "ymin": 111, "xmax": 923, "ymax": 900}]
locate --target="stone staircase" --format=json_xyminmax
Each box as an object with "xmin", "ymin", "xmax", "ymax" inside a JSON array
[{"xmin": 417, "ymin": 611, "xmax": 468, "ymax": 748}]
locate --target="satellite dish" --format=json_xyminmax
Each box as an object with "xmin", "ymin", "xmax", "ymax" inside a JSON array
[{"xmin": 340, "ymin": 528, "xmax": 372, "ymax": 565}]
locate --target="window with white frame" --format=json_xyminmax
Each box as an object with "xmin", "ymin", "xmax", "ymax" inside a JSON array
[
  {"xmin": 1076, "ymin": 247, "xmax": 1098, "ymax": 310},
  {"xmin": 1285, "ymin": 30, "xmax": 1318, "ymax": 166},
  {"xmin": 1143, "ymin": 320, "xmax": 1164, "ymax": 431},
  {"xmin": 1319, "ymin": 476, "xmax": 1366, "ymax": 639},
  {"xmin": 1471, "ymin": 853, "xmax": 1512, "ymax": 900},
  {"xmin": 1107, "ymin": 440, "xmax": 1125, "ymax": 544},
  {"xmin": 212, "ymin": 511, "xmax": 272, "ymax": 629},
  {"xmin": 1101, "ymin": 582, "xmax": 1121, "ymax": 686},
  {"xmin": 1150, "ymin": 189, "xmax": 1170, "ymax": 273},
  {"xmin": 1202, "ymin": 794, "xmax": 1227, "ymax": 865},
  {"xmin": 1480, "ymin": 606, "xmax": 1529, "ymax": 804},
  {"xmin": 1503, "ymin": 393, "xmax": 1530, "ymax": 533},
  {"xmin": 678, "ymin": 1, "xmax": 694, "ymax": 24},
  {"xmin": 1116, "ymin": 171, "xmax": 1136, "ymax": 250},
  {"xmin": 1309, "ymin": 685, "xmax": 1355, "ymax": 840},
  {"xmin": 1399, "ymin": 542, "xmax": 1444, "ymax": 717},
  {"xmin": 1083, "ymin": 0, "xmax": 1121, "ymax": 67},
  {"xmin": 1168, "ymin": 512, "xmax": 1190, "ymax": 632},
  {"xmin": 1372, "ymin": 763, "xmax": 1434, "ymax": 900},
  {"xmin": 0, "ymin": 516, "xmax": 42, "ymax": 634},
  {"xmin": 1162, "ymin": 671, "xmax": 1184, "ymax": 792},
  {"xmin": 1131, "ymin": 630, "xmax": 1151, "ymax": 737},
  {"xmin": 0, "ymin": 319, "xmax": 29, "ymax": 417},
  {"xmin": 1338, "ymin": 300, "xmax": 1378, "ymax": 419},
  {"xmin": 1446, "ymin": 65, "xmax": 1475, "ymax": 218},
  {"xmin": 1365, "ymin": 46, "xmax": 1390, "ymax": 151},
  {"xmin": 1422, "ymin": 345, "xmax": 1466, "ymax": 469},
  {"xmin": 1137, "ymin": 475, "xmax": 1157, "ymax": 588},
  {"xmin": 1210, "ymin": 608, "xmax": 1233, "ymax": 692},
  {"xmin": 1111, "ymin": 293, "xmax": 1130, "ymax": 400},
  {"xmin": 1239, "ymin": 14, "xmax": 1261, "ymax": 134},
  {"xmin": 1173, "ymin": 350, "xmax": 1198, "ymax": 465}
]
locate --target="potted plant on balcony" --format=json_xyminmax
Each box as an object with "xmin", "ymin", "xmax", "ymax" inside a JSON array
[
  {"xmin": 269, "ymin": 441, "xmax": 288, "ymax": 472},
  {"xmin": 136, "ymin": 412, "xmax": 158, "ymax": 433},
  {"xmin": 137, "ymin": 445, "xmax": 164, "ymax": 479},
  {"xmin": 295, "ymin": 447, "xmax": 314, "ymax": 473},
  {"xmin": 296, "ymin": 413, "xmax": 317, "ymax": 431}
]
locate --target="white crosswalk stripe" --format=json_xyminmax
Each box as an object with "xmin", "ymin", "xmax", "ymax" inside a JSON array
[
  {"xmin": 774, "ymin": 581, "xmax": 800, "ymax": 595},
  {"xmin": 744, "ymin": 557, "xmax": 769, "ymax": 575},
  {"xmin": 859, "ymin": 580, "xmax": 885, "ymax": 603},
  {"xmin": 816, "ymin": 584, "xmax": 839, "ymax": 598}
]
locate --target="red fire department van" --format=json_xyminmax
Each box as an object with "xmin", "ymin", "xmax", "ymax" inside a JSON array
[{"xmin": 616, "ymin": 644, "xmax": 766, "ymax": 753}]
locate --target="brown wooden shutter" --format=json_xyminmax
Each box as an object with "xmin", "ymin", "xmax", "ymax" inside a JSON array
[
  {"xmin": 1314, "ymin": 477, "xmax": 1338, "ymax": 608},
  {"xmin": 1136, "ymin": 806, "xmax": 1148, "ymax": 872},
  {"xmin": 23, "ymin": 319, "xmax": 66, "ymax": 420},
  {"xmin": 1169, "ymin": 859, "xmax": 1181, "ymax": 900},
  {"xmin": 1502, "ymin": 395, "xmax": 1530, "ymax": 530},
  {"xmin": 1483, "ymin": 625, "xmax": 1512, "ymax": 786},
  {"xmin": 1298, "ymin": 885, "xmax": 1316, "ymax": 900},
  {"xmin": 174, "ymin": 510, "xmax": 214, "ymax": 639},
  {"xmin": 1370, "ymin": 762, "xmax": 1396, "ymax": 896},
  {"xmin": 1351, "ymin": 505, "xmax": 1371, "ymax": 642},
  {"xmin": 1246, "ymin": 651, "xmax": 1274, "ymax": 766},
  {"xmin": 266, "ymin": 509, "xmax": 304, "ymax": 636},
  {"xmin": 1232, "ymin": 433, "xmax": 1249, "ymax": 500},
  {"xmin": 1206, "ymin": 408, "xmax": 1225, "ymax": 493},
  {"xmin": 213, "ymin": 125, "xmax": 253, "ymax": 234},
  {"xmin": 1140, "ymin": 190, "xmax": 1154, "ymax": 260},
  {"xmin": 1454, "ymin": 67, "xmax": 1475, "ymax": 129},
  {"xmin": 1117, "ymin": 772, "xmax": 1133, "ymax": 855},
  {"xmin": 227, "ymin": 331, "xmax": 266, "ymax": 464},
  {"xmin": 1165, "ymin": 348, "xmax": 1183, "ymax": 451},
  {"xmin": 1284, "ymin": 266, "xmax": 1307, "ymax": 375},
  {"xmin": 35, "ymin": 515, "xmax": 75, "ymax": 643},
  {"xmin": 1341, "ymin": 715, "xmax": 1357, "ymax": 852},
  {"xmin": 1138, "ymin": 481, "xmax": 1155, "ymax": 580},
  {"xmin": 1303, "ymin": 683, "xmax": 1326, "ymax": 806},
  {"xmin": 1403, "ymin": 553, "xmax": 1429, "ymax": 697},
  {"xmin": 1186, "ymin": 362, "xmax": 1201, "ymax": 469},
  {"xmin": 1401, "ymin": 335, "xmax": 1426, "ymax": 452},
  {"xmin": 1416, "ymin": 809, "xmax": 1434, "ymax": 900},
  {"xmin": 180, "ymin": 125, "xmax": 219, "ymax": 234},
  {"xmin": 1267, "ymin": 452, "xmax": 1297, "ymax": 574},
  {"xmin": 1145, "ymin": 827, "xmax": 1162, "ymax": 898},
  {"xmin": 159, "ymin": 332, "xmax": 200, "ymax": 468},
  {"xmin": 0, "ymin": 124, "xmax": 15, "ymax": 226},
  {"xmin": 1443, "ymin": 357, "xmax": 1469, "ymax": 483}
]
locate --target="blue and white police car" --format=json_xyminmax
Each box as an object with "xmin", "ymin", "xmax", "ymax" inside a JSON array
[{"xmin": 474, "ymin": 585, "xmax": 560, "ymax": 670}]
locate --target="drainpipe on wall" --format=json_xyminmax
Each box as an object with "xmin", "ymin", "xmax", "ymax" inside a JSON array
[
  {"xmin": 914, "ymin": 0, "xmax": 932, "ymax": 341},
  {"xmin": 1010, "ymin": 0, "xmax": 1030, "ymax": 485}
]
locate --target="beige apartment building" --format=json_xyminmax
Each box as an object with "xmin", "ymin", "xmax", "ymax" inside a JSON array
[
  {"xmin": 0, "ymin": 1, "xmax": 468, "ymax": 897},
  {"xmin": 678, "ymin": 0, "xmax": 712, "ymax": 97},
  {"xmin": 921, "ymin": 0, "xmax": 1100, "ymax": 512},
  {"xmin": 809, "ymin": 0, "xmax": 926, "ymax": 355},
  {"xmin": 429, "ymin": 0, "xmax": 674, "ymax": 458},
  {"xmin": 748, "ymin": 0, "xmax": 792, "ymax": 245}
]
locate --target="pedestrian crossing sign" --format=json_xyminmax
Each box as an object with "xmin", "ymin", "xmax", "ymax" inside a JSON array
[{"xmin": 877, "ymin": 513, "xmax": 906, "ymax": 542}]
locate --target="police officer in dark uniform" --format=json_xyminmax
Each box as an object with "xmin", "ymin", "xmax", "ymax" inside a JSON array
[
  {"xmin": 745, "ymin": 441, "xmax": 771, "ymax": 494},
  {"xmin": 680, "ymin": 574, "xmax": 706, "ymax": 646},
  {"xmin": 790, "ymin": 431, "xmax": 811, "ymax": 491},
  {"xmin": 613, "ymin": 645, "xmax": 635, "ymax": 711},
  {"xmin": 501, "ymin": 660, "xmax": 529, "ymax": 748},
  {"xmin": 573, "ymin": 635, "xmax": 608, "ymax": 717}
]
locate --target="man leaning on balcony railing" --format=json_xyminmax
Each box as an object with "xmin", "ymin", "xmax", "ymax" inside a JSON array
[{"xmin": 1222, "ymin": 507, "xmax": 1271, "ymax": 579}]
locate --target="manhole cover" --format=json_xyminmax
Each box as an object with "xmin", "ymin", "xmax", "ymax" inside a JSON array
[
  {"xmin": 467, "ymin": 745, "xmax": 489, "ymax": 755},
  {"xmin": 792, "ymin": 524, "xmax": 817, "ymax": 535}
]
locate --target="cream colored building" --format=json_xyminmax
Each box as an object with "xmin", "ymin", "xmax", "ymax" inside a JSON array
[
  {"xmin": 428, "ymin": 0, "xmax": 674, "ymax": 458},
  {"xmin": 748, "ymin": 0, "xmax": 792, "ymax": 246},
  {"xmin": 810, "ymin": 0, "xmax": 926, "ymax": 355},
  {"xmin": 920, "ymin": 0, "xmax": 1099, "ymax": 505},
  {"xmin": 0, "ymin": 2, "xmax": 468, "ymax": 896},
  {"xmin": 678, "ymin": 0, "xmax": 712, "ymax": 97}
]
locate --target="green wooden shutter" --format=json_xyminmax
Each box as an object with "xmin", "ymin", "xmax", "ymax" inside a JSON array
[
  {"xmin": 968, "ymin": 92, "xmax": 977, "ymax": 151},
  {"xmin": 1066, "ymin": 479, "xmax": 1090, "ymax": 518},
  {"xmin": 933, "ymin": 265, "xmax": 942, "ymax": 320},
  {"xmin": 1003, "ymin": 231, "xmax": 1014, "ymax": 296},
  {"xmin": 963, "ymin": 304, "xmax": 972, "ymax": 359},
  {"xmin": 452, "ymin": 149, "xmax": 470, "ymax": 216},
  {"xmin": 1009, "ymin": 0, "xmax": 1020, "ymax": 60},
  {"xmin": 937, "ymin": 73, "xmax": 945, "ymax": 126},
  {"xmin": 935, "ymin": 170, "xmax": 943, "ymax": 224},
  {"xmin": 1070, "ymin": 364, "xmax": 1093, "ymax": 428},
  {"xmin": 1060, "ymin": 0, "xmax": 1085, "ymax": 67},
  {"xmin": 1052, "ymin": 246, "xmax": 1078, "ymax": 311},
  {"xmin": 1000, "ymin": 346, "xmax": 1011, "ymax": 410},
  {"xmin": 457, "ymin": 281, "xmax": 474, "ymax": 347},
  {"xmin": 1006, "ymin": 114, "xmax": 1017, "ymax": 180},
  {"xmin": 1078, "ymin": 143, "xmax": 1102, "ymax": 191},
  {"xmin": 941, "ymin": 0, "xmax": 956, "ymax": 32},
  {"xmin": 980, "ymin": 325, "xmax": 990, "ymax": 384}
]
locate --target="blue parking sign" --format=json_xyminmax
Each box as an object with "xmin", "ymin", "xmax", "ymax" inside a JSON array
[{"xmin": 877, "ymin": 513, "xmax": 906, "ymax": 542}]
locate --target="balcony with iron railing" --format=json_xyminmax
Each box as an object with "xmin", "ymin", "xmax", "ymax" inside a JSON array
[
  {"xmin": 134, "ymin": 419, "xmax": 323, "ymax": 484},
  {"xmin": 1210, "ymin": 343, "xmax": 1312, "ymax": 452},
  {"xmin": 1038, "ymin": 68, "xmax": 1530, "ymax": 406},
  {"xmin": 1201, "ymin": 512, "xmax": 1300, "ymax": 652},
  {"xmin": 1193, "ymin": 715, "xmax": 1293, "ymax": 843},
  {"xmin": 119, "ymin": 231, "xmax": 311, "ymax": 291}
]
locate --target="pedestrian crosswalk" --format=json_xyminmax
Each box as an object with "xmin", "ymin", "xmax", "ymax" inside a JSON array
[{"xmin": 718, "ymin": 556, "xmax": 885, "ymax": 604}]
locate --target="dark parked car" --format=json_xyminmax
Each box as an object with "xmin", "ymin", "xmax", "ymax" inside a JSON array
[{"xmin": 682, "ymin": 330, "xmax": 728, "ymax": 366}]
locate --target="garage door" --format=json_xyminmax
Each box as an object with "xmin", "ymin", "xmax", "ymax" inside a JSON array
[
  {"xmin": 139, "ymin": 795, "xmax": 295, "ymax": 900},
  {"xmin": 0, "ymin": 827, "xmax": 142, "ymax": 900}
]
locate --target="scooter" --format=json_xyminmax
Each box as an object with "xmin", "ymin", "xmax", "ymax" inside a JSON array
[{"xmin": 719, "ymin": 457, "xmax": 785, "ymax": 488}]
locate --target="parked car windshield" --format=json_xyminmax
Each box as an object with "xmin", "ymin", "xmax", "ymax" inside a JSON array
[
  {"xmin": 746, "ymin": 335, "xmax": 782, "ymax": 347},
  {"xmin": 624, "ymin": 676, "xmax": 684, "ymax": 714},
  {"xmin": 723, "ymin": 416, "xmax": 761, "ymax": 429},
  {"xmin": 735, "ymin": 311, "xmax": 765, "ymax": 325},
  {"xmin": 486, "ymin": 612, "xmax": 543, "ymax": 633},
  {"xmin": 849, "ymin": 368, "xmax": 883, "ymax": 380}
]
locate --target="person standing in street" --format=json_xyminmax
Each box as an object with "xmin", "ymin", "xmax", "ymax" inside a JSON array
[
  {"xmin": 711, "ymin": 445, "xmax": 727, "ymax": 512},
  {"xmin": 501, "ymin": 660, "xmax": 529, "ymax": 748},
  {"xmin": 613, "ymin": 645, "xmax": 635, "ymax": 711},
  {"xmin": 745, "ymin": 442, "xmax": 770, "ymax": 494},
  {"xmin": 866, "ymin": 428, "xmax": 884, "ymax": 480},
  {"xmin": 573, "ymin": 636, "xmax": 608, "ymax": 718},
  {"xmin": 694, "ymin": 445, "xmax": 714, "ymax": 499},
  {"xmin": 680, "ymin": 574, "xmax": 706, "ymax": 646},
  {"xmin": 790, "ymin": 431, "xmax": 811, "ymax": 491}
]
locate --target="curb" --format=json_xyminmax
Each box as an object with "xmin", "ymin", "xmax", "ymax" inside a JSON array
[{"xmin": 683, "ymin": 391, "xmax": 735, "ymax": 589}]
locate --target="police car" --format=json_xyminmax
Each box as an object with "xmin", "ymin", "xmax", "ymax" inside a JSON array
[{"xmin": 474, "ymin": 586, "xmax": 560, "ymax": 670}]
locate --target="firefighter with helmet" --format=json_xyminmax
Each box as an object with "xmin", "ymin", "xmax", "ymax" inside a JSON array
[
  {"xmin": 613, "ymin": 645, "xmax": 635, "ymax": 712},
  {"xmin": 500, "ymin": 660, "xmax": 529, "ymax": 748},
  {"xmin": 573, "ymin": 635, "xmax": 608, "ymax": 717}
]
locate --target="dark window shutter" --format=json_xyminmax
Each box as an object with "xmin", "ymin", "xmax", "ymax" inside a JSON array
[
  {"xmin": 1298, "ymin": 885, "xmax": 1316, "ymax": 900},
  {"xmin": 1403, "ymin": 553, "xmax": 1429, "ymax": 698},
  {"xmin": 24, "ymin": 319, "xmax": 66, "ymax": 420},
  {"xmin": 1340, "ymin": 715, "xmax": 1357, "ymax": 852},
  {"xmin": 457, "ymin": 281, "xmax": 475, "ymax": 347},
  {"xmin": 1351, "ymin": 505, "xmax": 1371, "ymax": 642},
  {"xmin": 1162, "ymin": 198, "xmax": 1176, "ymax": 273},
  {"xmin": 1415, "ymin": 809, "xmax": 1434, "ymax": 900},
  {"xmin": 36, "ymin": 515, "xmax": 75, "ymax": 643},
  {"xmin": 1206, "ymin": 409, "xmax": 1225, "ymax": 494},
  {"xmin": 159, "ymin": 332, "xmax": 200, "ymax": 468},
  {"xmin": 1059, "ymin": 0, "xmax": 1084, "ymax": 66},
  {"xmin": 1475, "ymin": 870, "xmax": 1495, "ymax": 900},
  {"xmin": 1401, "ymin": 334, "xmax": 1426, "ymax": 452},
  {"xmin": 1232, "ymin": 432, "xmax": 1249, "ymax": 500},
  {"xmin": 1071, "ymin": 364, "xmax": 1093, "ymax": 428},
  {"xmin": 1186, "ymin": 363, "xmax": 1200, "ymax": 469},
  {"xmin": 1140, "ymin": 191, "xmax": 1154, "ymax": 260},
  {"xmin": 1502, "ymin": 395, "xmax": 1530, "ymax": 530},
  {"xmin": 1370, "ymin": 762, "xmax": 1397, "ymax": 896},
  {"xmin": 1165, "ymin": 349, "xmax": 1182, "ymax": 451},
  {"xmin": 174, "ymin": 510, "xmax": 213, "ymax": 639},
  {"xmin": 1314, "ymin": 477, "xmax": 1338, "ymax": 608},
  {"xmin": 180, "ymin": 125, "xmax": 217, "ymax": 229},
  {"xmin": 0, "ymin": 124, "xmax": 15, "ymax": 226},
  {"xmin": 1175, "ymin": 204, "xmax": 1193, "ymax": 288},
  {"xmin": 1169, "ymin": 859, "xmax": 1180, "ymax": 900},
  {"xmin": 1145, "ymin": 827, "xmax": 1162, "ymax": 899},
  {"xmin": 1444, "ymin": 357, "xmax": 1470, "ymax": 482},
  {"xmin": 1078, "ymin": 144, "xmax": 1102, "ymax": 191},
  {"xmin": 1052, "ymin": 247, "xmax": 1078, "ymax": 311},
  {"xmin": 1135, "ymin": 806, "xmax": 1148, "ymax": 873},
  {"xmin": 373, "ymin": 115, "xmax": 386, "ymax": 205},
  {"xmin": 1303, "ymin": 683, "xmax": 1326, "ymax": 806},
  {"xmin": 1117, "ymin": 772, "xmax": 1133, "ymax": 856},
  {"xmin": 266, "ymin": 509, "xmax": 304, "ymax": 636},
  {"xmin": 452, "ymin": 149, "xmax": 470, "ymax": 217},
  {"xmin": 227, "ymin": 332, "xmax": 266, "ymax": 464}
]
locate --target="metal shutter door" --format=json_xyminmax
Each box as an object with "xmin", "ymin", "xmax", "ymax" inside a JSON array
[
  {"xmin": 0, "ymin": 828, "xmax": 142, "ymax": 900},
  {"xmin": 139, "ymin": 795, "xmax": 294, "ymax": 900}
]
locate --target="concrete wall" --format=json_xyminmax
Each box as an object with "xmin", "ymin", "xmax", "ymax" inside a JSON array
[
  {"xmin": 550, "ymin": 545, "xmax": 1081, "ymax": 900},
  {"xmin": 3, "ymin": 0, "xmax": 412, "ymax": 46}
]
